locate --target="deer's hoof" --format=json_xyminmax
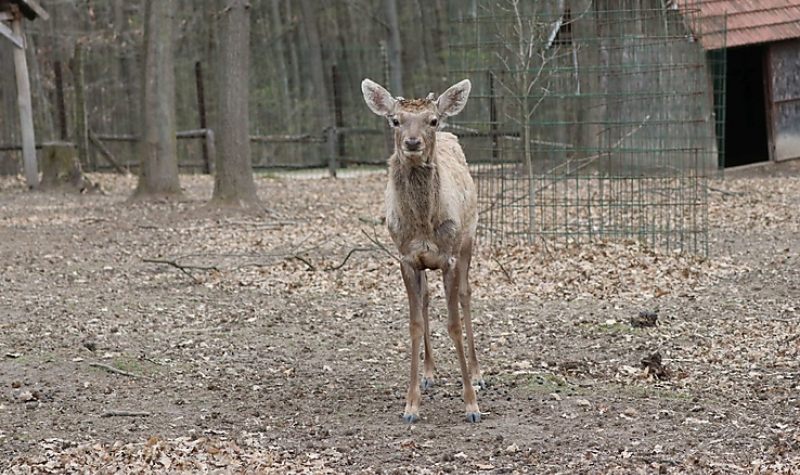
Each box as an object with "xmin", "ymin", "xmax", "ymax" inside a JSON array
[
  {"xmin": 466, "ymin": 412, "xmax": 481, "ymax": 423},
  {"xmin": 402, "ymin": 413, "xmax": 420, "ymax": 424},
  {"xmin": 473, "ymin": 378, "xmax": 486, "ymax": 390},
  {"xmin": 421, "ymin": 377, "xmax": 434, "ymax": 391}
]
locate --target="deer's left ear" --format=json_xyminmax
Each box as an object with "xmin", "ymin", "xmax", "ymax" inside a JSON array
[{"xmin": 436, "ymin": 79, "xmax": 471, "ymax": 117}]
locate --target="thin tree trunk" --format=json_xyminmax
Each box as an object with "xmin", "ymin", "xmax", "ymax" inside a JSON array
[
  {"xmin": 385, "ymin": 0, "xmax": 403, "ymax": 95},
  {"xmin": 299, "ymin": 0, "xmax": 330, "ymax": 135},
  {"xmin": 286, "ymin": 0, "xmax": 302, "ymax": 132},
  {"xmin": 71, "ymin": 42, "xmax": 90, "ymax": 171},
  {"xmin": 211, "ymin": 0, "xmax": 260, "ymax": 208},
  {"xmin": 113, "ymin": 0, "xmax": 137, "ymax": 134},
  {"xmin": 414, "ymin": 0, "xmax": 431, "ymax": 82},
  {"xmin": 270, "ymin": 0, "xmax": 291, "ymax": 128},
  {"xmin": 134, "ymin": 0, "xmax": 181, "ymax": 198},
  {"xmin": 25, "ymin": 32, "xmax": 54, "ymax": 142}
]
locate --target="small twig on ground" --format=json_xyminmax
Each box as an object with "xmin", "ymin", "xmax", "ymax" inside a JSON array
[
  {"xmin": 325, "ymin": 247, "xmax": 376, "ymax": 271},
  {"xmin": 784, "ymin": 333, "xmax": 800, "ymax": 344},
  {"xmin": 100, "ymin": 410, "xmax": 151, "ymax": 418},
  {"xmin": 291, "ymin": 255, "xmax": 316, "ymax": 271},
  {"xmin": 361, "ymin": 228, "xmax": 400, "ymax": 263},
  {"xmin": 358, "ymin": 216, "xmax": 384, "ymax": 226},
  {"xmin": 492, "ymin": 255, "xmax": 514, "ymax": 283},
  {"xmin": 708, "ymin": 186, "xmax": 746, "ymax": 197},
  {"xmin": 88, "ymin": 362, "xmax": 141, "ymax": 379},
  {"xmin": 142, "ymin": 258, "xmax": 219, "ymax": 283}
]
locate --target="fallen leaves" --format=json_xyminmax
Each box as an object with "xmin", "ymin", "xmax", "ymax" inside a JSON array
[
  {"xmin": 6, "ymin": 436, "xmax": 336, "ymax": 474},
  {"xmin": 1, "ymin": 170, "xmax": 800, "ymax": 473}
]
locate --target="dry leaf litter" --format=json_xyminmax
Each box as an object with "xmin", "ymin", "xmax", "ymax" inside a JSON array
[{"xmin": 1, "ymin": 171, "xmax": 799, "ymax": 473}]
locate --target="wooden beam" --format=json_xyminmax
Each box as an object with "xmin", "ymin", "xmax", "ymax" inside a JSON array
[
  {"xmin": 11, "ymin": 16, "xmax": 38, "ymax": 188},
  {"xmin": 88, "ymin": 130, "xmax": 128, "ymax": 175},
  {"xmin": 0, "ymin": 20, "xmax": 23, "ymax": 48},
  {"xmin": 11, "ymin": 0, "xmax": 49, "ymax": 21}
]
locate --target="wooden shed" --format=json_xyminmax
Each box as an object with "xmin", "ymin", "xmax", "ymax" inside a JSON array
[
  {"xmin": 0, "ymin": 0, "xmax": 48, "ymax": 187},
  {"xmin": 689, "ymin": 0, "xmax": 800, "ymax": 167}
]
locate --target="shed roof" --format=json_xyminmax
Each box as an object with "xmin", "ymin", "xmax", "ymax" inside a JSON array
[{"xmin": 688, "ymin": 0, "xmax": 800, "ymax": 50}]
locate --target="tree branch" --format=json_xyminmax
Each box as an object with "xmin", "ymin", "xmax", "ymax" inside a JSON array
[{"xmin": 142, "ymin": 258, "xmax": 218, "ymax": 283}]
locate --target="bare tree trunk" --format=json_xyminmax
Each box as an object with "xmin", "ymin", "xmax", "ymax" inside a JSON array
[
  {"xmin": 71, "ymin": 42, "xmax": 90, "ymax": 171},
  {"xmin": 270, "ymin": 0, "xmax": 291, "ymax": 128},
  {"xmin": 571, "ymin": 0, "xmax": 601, "ymax": 161},
  {"xmin": 113, "ymin": 0, "xmax": 138, "ymax": 134},
  {"xmin": 134, "ymin": 0, "xmax": 181, "ymax": 198},
  {"xmin": 385, "ymin": 0, "xmax": 403, "ymax": 95},
  {"xmin": 299, "ymin": 0, "xmax": 331, "ymax": 147},
  {"xmin": 25, "ymin": 32, "xmax": 54, "ymax": 142},
  {"xmin": 210, "ymin": 0, "xmax": 260, "ymax": 208}
]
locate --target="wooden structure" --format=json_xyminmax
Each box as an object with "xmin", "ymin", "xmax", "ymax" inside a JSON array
[
  {"xmin": 0, "ymin": 0, "xmax": 48, "ymax": 188},
  {"xmin": 688, "ymin": 0, "xmax": 800, "ymax": 167}
]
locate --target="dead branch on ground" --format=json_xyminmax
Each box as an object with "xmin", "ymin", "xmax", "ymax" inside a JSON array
[
  {"xmin": 88, "ymin": 362, "xmax": 142, "ymax": 379},
  {"xmin": 100, "ymin": 410, "xmax": 151, "ymax": 418},
  {"xmin": 325, "ymin": 247, "xmax": 377, "ymax": 271},
  {"xmin": 142, "ymin": 258, "xmax": 219, "ymax": 283}
]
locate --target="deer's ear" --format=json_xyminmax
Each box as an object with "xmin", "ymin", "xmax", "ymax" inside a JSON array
[
  {"xmin": 437, "ymin": 79, "xmax": 471, "ymax": 117},
  {"xmin": 361, "ymin": 79, "xmax": 396, "ymax": 116}
]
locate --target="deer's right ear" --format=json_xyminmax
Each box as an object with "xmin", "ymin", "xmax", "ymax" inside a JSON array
[{"xmin": 362, "ymin": 79, "xmax": 396, "ymax": 116}]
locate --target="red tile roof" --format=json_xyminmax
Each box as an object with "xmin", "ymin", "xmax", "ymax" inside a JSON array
[{"xmin": 687, "ymin": 0, "xmax": 800, "ymax": 49}]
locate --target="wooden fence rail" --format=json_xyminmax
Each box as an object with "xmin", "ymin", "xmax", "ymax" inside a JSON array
[{"xmin": 2, "ymin": 124, "xmax": 522, "ymax": 177}]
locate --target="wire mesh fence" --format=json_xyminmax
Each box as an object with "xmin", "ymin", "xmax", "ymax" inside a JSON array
[{"xmin": 449, "ymin": 0, "xmax": 725, "ymax": 255}]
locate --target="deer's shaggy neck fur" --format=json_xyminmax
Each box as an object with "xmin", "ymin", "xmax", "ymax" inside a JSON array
[{"xmin": 390, "ymin": 145, "xmax": 440, "ymax": 234}]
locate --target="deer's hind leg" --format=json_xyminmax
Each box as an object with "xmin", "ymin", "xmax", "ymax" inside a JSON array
[
  {"xmin": 443, "ymin": 257, "xmax": 480, "ymax": 423},
  {"xmin": 459, "ymin": 237, "xmax": 484, "ymax": 388}
]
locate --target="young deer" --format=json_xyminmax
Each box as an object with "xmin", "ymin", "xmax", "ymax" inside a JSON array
[{"xmin": 361, "ymin": 78, "xmax": 483, "ymax": 423}]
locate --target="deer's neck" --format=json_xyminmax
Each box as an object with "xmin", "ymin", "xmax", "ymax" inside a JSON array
[{"xmin": 391, "ymin": 152, "xmax": 440, "ymax": 224}]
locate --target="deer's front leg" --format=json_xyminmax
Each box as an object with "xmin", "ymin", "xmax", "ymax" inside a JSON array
[
  {"xmin": 400, "ymin": 260, "xmax": 424, "ymax": 423},
  {"xmin": 421, "ymin": 270, "xmax": 435, "ymax": 391},
  {"xmin": 443, "ymin": 257, "xmax": 481, "ymax": 423}
]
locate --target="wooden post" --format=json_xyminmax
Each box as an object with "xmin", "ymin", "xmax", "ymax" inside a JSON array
[
  {"xmin": 331, "ymin": 64, "xmax": 345, "ymax": 166},
  {"xmin": 489, "ymin": 70, "xmax": 499, "ymax": 162},
  {"xmin": 327, "ymin": 126, "xmax": 338, "ymax": 178},
  {"xmin": 11, "ymin": 10, "xmax": 38, "ymax": 188},
  {"xmin": 380, "ymin": 41, "xmax": 393, "ymax": 156},
  {"xmin": 195, "ymin": 61, "xmax": 211, "ymax": 174},
  {"xmin": 204, "ymin": 128, "xmax": 216, "ymax": 174},
  {"xmin": 71, "ymin": 41, "xmax": 90, "ymax": 171},
  {"xmin": 54, "ymin": 60, "xmax": 68, "ymax": 140}
]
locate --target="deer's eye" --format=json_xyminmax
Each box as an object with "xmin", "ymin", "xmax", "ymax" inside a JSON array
[
  {"xmin": 391, "ymin": 118, "xmax": 400, "ymax": 127},
  {"xmin": 430, "ymin": 118, "xmax": 439, "ymax": 127}
]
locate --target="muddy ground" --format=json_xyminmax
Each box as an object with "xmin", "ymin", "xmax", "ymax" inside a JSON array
[{"xmin": 1, "ymin": 167, "xmax": 799, "ymax": 473}]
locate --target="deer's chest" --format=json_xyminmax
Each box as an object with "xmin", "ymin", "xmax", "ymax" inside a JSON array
[{"xmin": 386, "ymin": 177, "xmax": 458, "ymax": 265}]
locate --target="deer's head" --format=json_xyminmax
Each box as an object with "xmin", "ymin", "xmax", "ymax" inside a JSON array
[{"xmin": 361, "ymin": 79, "xmax": 471, "ymax": 163}]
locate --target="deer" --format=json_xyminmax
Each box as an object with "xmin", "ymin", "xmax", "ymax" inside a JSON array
[{"xmin": 361, "ymin": 78, "xmax": 483, "ymax": 423}]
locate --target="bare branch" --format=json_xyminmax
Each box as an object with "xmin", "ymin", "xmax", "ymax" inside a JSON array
[
  {"xmin": 324, "ymin": 247, "xmax": 376, "ymax": 271},
  {"xmin": 142, "ymin": 258, "xmax": 217, "ymax": 283},
  {"xmin": 100, "ymin": 410, "xmax": 151, "ymax": 418},
  {"xmin": 88, "ymin": 362, "xmax": 142, "ymax": 379},
  {"xmin": 361, "ymin": 228, "xmax": 400, "ymax": 263}
]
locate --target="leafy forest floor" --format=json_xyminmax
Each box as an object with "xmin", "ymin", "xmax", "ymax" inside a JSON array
[{"xmin": 1, "ymin": 165, "xmax": 799, "ymax": 473}]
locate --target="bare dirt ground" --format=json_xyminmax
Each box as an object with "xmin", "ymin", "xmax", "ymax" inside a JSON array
[{"xmin": 1, "ymin": 167, "xmax": 799, "ymax": 474}]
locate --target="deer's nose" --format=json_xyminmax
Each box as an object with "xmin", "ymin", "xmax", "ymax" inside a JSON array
[{"xmin": 404, "ymin": 137, "xmax": 422, "ymax": 151}]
